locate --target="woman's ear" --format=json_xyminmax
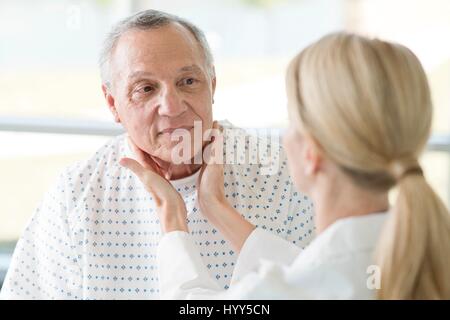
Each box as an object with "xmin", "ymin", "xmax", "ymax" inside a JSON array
[{"xmin": 303, "ymin": 133, "xmax": 323, "ymax": 176}]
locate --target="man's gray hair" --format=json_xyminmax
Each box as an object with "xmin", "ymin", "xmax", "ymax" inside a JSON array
[{"xmin": 99, "ymin": 9, "xmax": 214, "ymax": 86}]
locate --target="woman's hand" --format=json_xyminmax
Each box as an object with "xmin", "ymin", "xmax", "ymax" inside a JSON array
[
  {"xmin": 120, "ymin": 137, "xmax": 188, "ymax": 233},
  {"xmin": 197, "ymin": 123, "xmax": 255, "ymax": 251},
  {"xmin": 197, "ymin": 122, "xmax": 227, "ymax": 213}
]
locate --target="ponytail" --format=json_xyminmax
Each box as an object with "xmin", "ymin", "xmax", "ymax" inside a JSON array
[{"xmin": 376, "ymin": 166, "xmax": 450, "ymax": 299}]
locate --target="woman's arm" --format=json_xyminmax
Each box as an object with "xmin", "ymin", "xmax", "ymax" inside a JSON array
[
  {"xmin": 197, "ymin": 125, "xmax": 301, "ymax": 279},
  {"xmin": 199, "ymin": 197, "xmax": 256, "ymax": 252},
  {"xmin": 196, "ymin": 125, "xmax": 256, "ymax": 251},
  {"xmin": 157, "ymin": 230, "xmax": 299, "ymax": 300}
]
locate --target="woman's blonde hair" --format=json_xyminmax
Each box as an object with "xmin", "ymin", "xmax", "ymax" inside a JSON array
[{"xmin": 286, "ymin": 32, "xmax": 450, "ymax": 299}]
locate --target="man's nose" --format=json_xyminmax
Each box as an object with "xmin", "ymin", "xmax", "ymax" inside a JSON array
[{"xmin": 157, "ymin": 86, "xmax": 187, "ymax": 117}]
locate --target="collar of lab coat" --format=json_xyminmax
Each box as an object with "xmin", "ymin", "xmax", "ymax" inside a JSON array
[{"xmin": 292, "ymin": 212, "xmax": 388, "ymax": 268}]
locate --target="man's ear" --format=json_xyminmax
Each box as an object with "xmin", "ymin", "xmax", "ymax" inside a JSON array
[
  {"xmin": 212, "ymin": 76, "xmax": 216, "ymax": 94},
  {"xmin": 211, "ymin": 67, "xmax": 216, "ymax": 101},
  {"xmin": 102, "ymin": 84, "xmax": 121, "ymax": 123}
]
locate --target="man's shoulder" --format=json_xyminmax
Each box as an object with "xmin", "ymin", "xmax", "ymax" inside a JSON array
[
  {"xmin": 61, "ymin": 134, "xmax": 127, "ymax": 178},
  {"xmin": 221, "ymin": 120, "xmax": 289, "ymax": 180},
  {"xmin": 221, "ymin": 121, "xmax": 296, "ymax": 211}
]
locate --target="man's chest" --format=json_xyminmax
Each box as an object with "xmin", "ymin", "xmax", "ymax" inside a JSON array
[{"xmin": 69, "ymin": 173, "xmax": 292, "ymax": 299}]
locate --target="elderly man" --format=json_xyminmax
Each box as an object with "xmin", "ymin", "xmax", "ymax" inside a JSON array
[{"xmin": 0, "ymin": 10, "xmax": 314, "ymax": 299}]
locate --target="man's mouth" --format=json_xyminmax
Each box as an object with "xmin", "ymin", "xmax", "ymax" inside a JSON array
[{"xmin": 157, "ymin": 126, "xmax": 194, "ymax": 136}]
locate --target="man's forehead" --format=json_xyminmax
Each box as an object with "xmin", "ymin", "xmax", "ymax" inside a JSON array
[
  {"xmin": 111, "ymin": 25, "xmax": 206, "ymax": 76},
  {"xmin": 115, "ymin": 24, "xmax": 200, "ymax": 58},
  {"xmin": 127, "ymin": 65, "xmax": 204, "ymax": 80}
]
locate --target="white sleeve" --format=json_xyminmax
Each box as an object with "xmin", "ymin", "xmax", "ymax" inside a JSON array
[
  {"xmin": 157, "ymin": 231, "xmax": 306, "ymax": 300},
  {"xmin": 0, "ymin": 172, "xmax": 83, "ymax": 300},
  {"xmin": 157, "ymin": 231, "xmax": 225, "ymax": 299},
  {"xmin": 230, "ymin": 228, "xmax": 300, "ymax": 285}
]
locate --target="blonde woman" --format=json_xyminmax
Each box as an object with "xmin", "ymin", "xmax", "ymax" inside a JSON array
[{"xmin": 120, "ymin": 32, "xmax": 450, "ymax": 299}]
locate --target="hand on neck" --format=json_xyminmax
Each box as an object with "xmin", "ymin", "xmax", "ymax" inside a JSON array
[
  {"xmin": 151, "ymin": 156, "xmax": 202, "ymax": 181},
  {"xmin": 147, "ymin": 136, "xmax": 216, "ymax": 181}
]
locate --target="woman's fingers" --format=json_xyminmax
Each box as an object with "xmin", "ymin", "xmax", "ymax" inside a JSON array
[
  {"xmin": 120, "ymin": 157, "xmax": 188, "ymax": 232},
  {"xmin": 197, "ymin": 122, "xmax": 227, "ymax": 211},
  {"xmin": 127, "ymin": 137, "xmax": 146, "ymax": 162},
  {"xmin": 119, "ymin": 157, "xmax": 165, "ymax": 201},
  {"xmin": 119, "ymin": 157, "xmax": 146, "ymax": 177},
  {"xmin": 203, "ymin": 122, "xmax": 224, "ymax": 166},
  {"xmin": 127, "ymin": 136, "xmax": 160, "ymax": 171}
]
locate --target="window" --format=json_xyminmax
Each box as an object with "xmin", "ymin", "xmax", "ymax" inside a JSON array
[{"xmin": 1, "ymin": 0, "xmax": 449, "ymax": 288}]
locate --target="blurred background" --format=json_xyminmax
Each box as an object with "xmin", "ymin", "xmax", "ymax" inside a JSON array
[{"xmin": 0, "ymin": 0, "xmax": 449, "ymax": 287}]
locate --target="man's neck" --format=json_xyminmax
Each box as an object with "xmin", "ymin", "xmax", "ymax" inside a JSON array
[{"xmin": 152, "ymin": 156, "xmax": 202, "ymax": 180}]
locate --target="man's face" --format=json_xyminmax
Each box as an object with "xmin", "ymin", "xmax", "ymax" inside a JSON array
[{"xmin": 104, "ymin": 23, "xmax": 215, "ymax": 162}]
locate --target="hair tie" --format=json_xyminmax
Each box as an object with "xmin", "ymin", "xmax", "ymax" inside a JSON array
[{"xmin": 389, "ymin": 158, "xmax": 423, "ymax": 181}]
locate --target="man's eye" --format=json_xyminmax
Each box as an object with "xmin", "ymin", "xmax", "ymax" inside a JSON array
[
  {"xmin": 182, "ymin": 78, "xmax": 196, "ymax": 86},
  {"xmin": 131, "ymin": 85, "xmax": 154, "ymax": 100},
  {"xmin": 141, "ymin": 86, "xmax": 153, "ymax": 92}
]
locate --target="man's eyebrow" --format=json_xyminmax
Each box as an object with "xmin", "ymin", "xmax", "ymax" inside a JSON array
[
  {"xmin": 127, "ymin": 66, "xmax": 203, "ymax": 80},
  {"xmin": 128, "ymin": 71, "xmax": 153, "ymax": 80},
  {"xmin": 178, "ymin": 65, "xmax": 203, "ymax": 73}
]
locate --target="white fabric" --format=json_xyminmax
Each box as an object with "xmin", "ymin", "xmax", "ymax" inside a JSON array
[
  {"xmin": 0, "ymin": 120, "xmax": 314, "ymax": 300},
  {"xmin": 230, "ymin": 228, "xmax": 301, "ymax": 285},
  {"xmin": 157, "ymin": 212, "xmax": 387, "ymax": 299}
]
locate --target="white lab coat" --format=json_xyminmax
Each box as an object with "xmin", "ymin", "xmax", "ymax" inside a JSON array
[{"xmin": 157, "ymin": 212, "xmax": 387, "ymax": 299}]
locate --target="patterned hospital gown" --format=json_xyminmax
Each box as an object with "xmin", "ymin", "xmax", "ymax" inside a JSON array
[{"xmin": 0, "ymin": 122, "xmax": 314, "ymax": 299}]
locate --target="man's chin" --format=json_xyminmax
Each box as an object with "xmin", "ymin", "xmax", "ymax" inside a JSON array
[{"xmin": 156, "ymin": 146, "xmax": 204, "ymax": 166}]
